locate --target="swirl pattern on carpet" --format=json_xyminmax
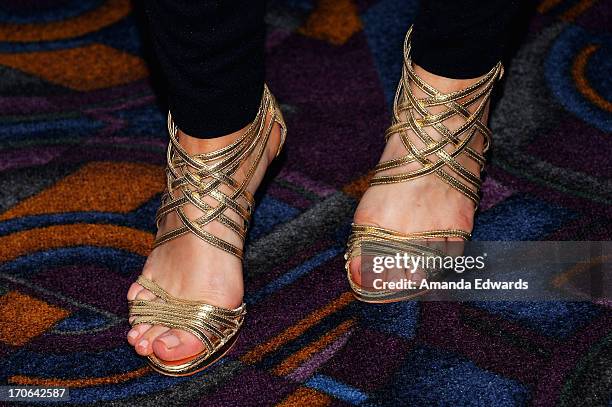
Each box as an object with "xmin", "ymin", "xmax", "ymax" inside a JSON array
[{"xmin": 0, "ymin": 0, "xmax": 610, "ymax": 405}]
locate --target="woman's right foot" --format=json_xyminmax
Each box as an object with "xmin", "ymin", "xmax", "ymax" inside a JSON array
[{"xmin": 126, "ymin": 97, "xmax": 284, "ymax": 363}]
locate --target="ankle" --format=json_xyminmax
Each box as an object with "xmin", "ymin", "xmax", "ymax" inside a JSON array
[
  {"xmin": 177, "ymin": 117, "xmax": 281, "ymax": 163},
  {"xmin": 178, "ymin": 126, "xmax": 246, "ymax": 155},
  {"xmin": 412, "ymin": 64, "xmax": 484, "ymax": 93}
]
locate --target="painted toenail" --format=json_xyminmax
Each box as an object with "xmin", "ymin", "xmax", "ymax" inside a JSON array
[
  {"xmin": 138, "ymin": 339, "xmax": 148, "ymax": 350},
  {"xmin": 128, "ymin": 330, "xmax": 139, "ymax": 340},
  {"xmin": 158, "ymin": 334, "xmax": 181, "ymax": 349}
]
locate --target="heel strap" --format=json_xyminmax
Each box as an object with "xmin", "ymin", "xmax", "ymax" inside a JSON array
[
  {"xmin": 154, "ymin": 85, "xmax": 287, "ymax": 259},
  {"xmin": 371, "ymin": 26, "xmax": 504, "ymax": 206}
]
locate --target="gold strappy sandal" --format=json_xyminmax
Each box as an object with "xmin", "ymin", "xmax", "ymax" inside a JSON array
[
  {"xmin": 345, "ymin": 27, "xmax": 503, "ymax": 303},
  {"xmin": 129, "ymin": 85, "xmax": 286, "ymax": 376}
]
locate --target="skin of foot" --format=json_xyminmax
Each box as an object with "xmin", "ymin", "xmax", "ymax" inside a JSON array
[
  {"xmin": 350, "ymin": 64, "xmax": 490, "ymax": 286},
  {"xmin": 126, "ymin": 113, "xmax": 282, "ymax": 362}
]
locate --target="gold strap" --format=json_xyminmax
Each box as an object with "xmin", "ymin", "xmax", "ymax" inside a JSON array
[
  {"xmin": 154, "ymin": 85, "xmax": 287, "ymax": 259},
  {"xmin": 370, "ymin": 26, "xmax": 504, "ymax": 205},
  {"xmin": 345, "ymin": 223, "xmax": 470, "ymax": 264},
  {"xmin": 344, "ymin": 223, "xmax": 471, "ymax": 298},
  {"xmin": 129, "ymin": 276, "xmax": 246, "ymax": 357}
]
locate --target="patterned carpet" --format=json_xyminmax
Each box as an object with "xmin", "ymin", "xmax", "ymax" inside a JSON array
[{"xmin": 0, "ymin": 0, "xmax": 611, "ymax": 405}]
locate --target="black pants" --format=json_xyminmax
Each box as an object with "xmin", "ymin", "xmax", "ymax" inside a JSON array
[{"xmin": 144, "ymin": 0, "xmax": 521, "ymax": 139}]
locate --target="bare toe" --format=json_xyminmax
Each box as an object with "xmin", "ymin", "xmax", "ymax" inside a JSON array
[
  {"xmin": 128, "ymin": 286, "xmax": 163, "ymax": 352},
  {"xmin": 349, "ymin": 257, "xmax": 362, "ymax": 286},
  {"xmin": 127, "ymin": 324, "xmax": 151, "ymax": 346},
  {"xmin": 135, "ymin": 325, "xmax": 170, "ymax": 356},
  {"xmin": 127, "ymin": 282, "xmax": 147, "ymax": 301},
  {"xmin": 127, "ymin": 283, "xmax": 156, "ymax": 323},
  {"xmin": 445, "ymin": 237, "xmax": 466, "ymax": 257},
  {"xmin": 425, "ymin": 238, "xmax": 446, "ymax": 254},
  {"xmin": 152, "ymin": 329, "xmax": 206, "ymax": 361}
]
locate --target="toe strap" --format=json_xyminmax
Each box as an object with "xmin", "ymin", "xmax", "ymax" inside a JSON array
[
  {"xmin": 346, "ymin": 223, "xmax": 471, "ymax": 264},
  {"xmin": 345, "ymin": 223, "xmax": 471, "ymax": 298},
  {"xmin": 128, "ymin": 276, "xmax": 246, "ymax": 370}
]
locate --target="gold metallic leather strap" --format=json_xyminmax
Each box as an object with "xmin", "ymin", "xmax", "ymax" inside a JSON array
[
  {"xmin": 345, "ymin": 223, "xmax": 470, "ymax": 268},
  {"xmin": 128, "ymin": 275, "xmax": 246, "ymax": 373},
  {"xmin": 154, "ymin": 84, "xmax": 287, "ymax": 259},
  {"xmin": 370, "ymin": 26, "xmax": 504, "ymax": 206},
  {"xmin": 345, "ymin": 224, "xmax": 471, "ymax": 300}
]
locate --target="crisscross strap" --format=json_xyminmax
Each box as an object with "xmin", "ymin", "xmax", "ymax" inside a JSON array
[
  {"xmin": 129, "ymin": 275, "xmax": 246, "ymax": 373},
  {"xmin": 371, "ymin": 26, "xmax": 504, "ymax": 205},
  {"xmin": 154, "ymin": 84, "xmax": 287, "ymax": 259}
]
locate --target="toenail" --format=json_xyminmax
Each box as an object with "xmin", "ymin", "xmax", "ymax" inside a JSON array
[
  {"xmin": 137, "ymin": 339, "xmax": 148, "ymax": 350},
  {"xmin": 128, "ymin": 330, "xmax": 139, "ymax": 340},
  {"xmin": 158, "ymin": 334, "xmax": 181, "ymax": 349}
]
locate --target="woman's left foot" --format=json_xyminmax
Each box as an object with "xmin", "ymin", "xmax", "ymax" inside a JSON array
[{"xmin": 348, "ymin": 60, "xmax": 501, "ymax": 287}]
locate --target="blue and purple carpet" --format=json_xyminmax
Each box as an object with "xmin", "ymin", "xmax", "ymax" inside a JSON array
[{"xmin": 0, "ymin": 0, "xmax": 611, "ymax": 405}]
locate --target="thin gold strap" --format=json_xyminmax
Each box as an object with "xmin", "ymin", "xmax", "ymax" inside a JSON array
[
  {"xmin": 154, "ymin": 85, "xmax": 287, "ymax": 259},
  {"xmin": 370, "ymin": 25, "xmax": 503, "ymax": 206},
  {"xmin": 344, "ymin": 223, "xmax": 471, "ymax": 278},
  {"xmin": 129, "ymin": 276, "xmax": 246, "ymax": 355}
]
